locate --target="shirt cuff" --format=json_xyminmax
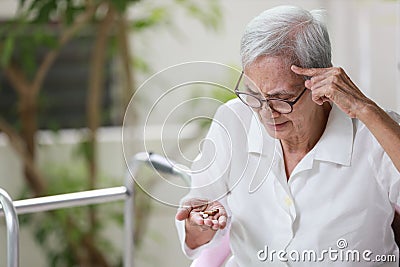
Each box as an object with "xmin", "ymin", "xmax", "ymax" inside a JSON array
[{"xmin": 175, "ymin": 218, "xmax": 230, "ymax": 259}]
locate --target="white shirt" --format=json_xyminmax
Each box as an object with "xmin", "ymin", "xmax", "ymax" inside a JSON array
[{"xmin": 176, "ymin": 98, "xmax": 400, "ymax": 266}]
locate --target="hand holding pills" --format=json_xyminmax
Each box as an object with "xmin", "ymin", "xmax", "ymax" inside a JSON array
[
  {"xmin": 176, "ymin": 198, "xmax": 227, "ymax": 230},
  {"xmin": 176, "ymin": 198, "xmax": 228, "ymax": 249}
]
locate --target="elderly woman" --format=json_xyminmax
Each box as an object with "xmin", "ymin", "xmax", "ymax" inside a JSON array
[{"xmin": 176, "ymin": 5, "xmax": 400, "ymax": 266}]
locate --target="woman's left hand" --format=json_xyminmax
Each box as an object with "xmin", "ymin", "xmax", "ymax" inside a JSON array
[{"xmin": 291, "ymin": 65, "xmax": 375, "ymax": 118}]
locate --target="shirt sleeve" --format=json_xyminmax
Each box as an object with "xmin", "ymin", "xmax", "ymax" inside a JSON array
[
  {"xmin": 373, "ymin": 110, "xmax": 400, "ymax": 205},
  {"xmin": 175, "ymin": 103, "xmax": 235, "ymax": 259}
]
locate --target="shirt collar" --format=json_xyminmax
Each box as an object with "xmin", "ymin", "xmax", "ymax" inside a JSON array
[
  {"xmin": 247, "ymin": 105, "xmax": 354, "ymax": 166},
  {"xmin": 313, "ymin": 105, "xmax": 354, "ymax": 166}
]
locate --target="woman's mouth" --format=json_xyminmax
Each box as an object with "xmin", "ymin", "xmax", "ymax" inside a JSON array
[{"xmin": 266, "ymin": 121, "xmax": 289, "ymax": 131}]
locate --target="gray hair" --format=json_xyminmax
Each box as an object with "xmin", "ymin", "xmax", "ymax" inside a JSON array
[{"xmin": 240, "ymin": 5, "xmax": 332, "ymax": 69}]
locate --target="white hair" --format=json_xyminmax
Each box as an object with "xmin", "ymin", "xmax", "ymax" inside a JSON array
[{"xmin": 240, "ymin": 5, "xmax": 332, "ymax": 69}]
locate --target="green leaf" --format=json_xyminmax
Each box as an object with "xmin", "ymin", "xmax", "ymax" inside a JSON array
[
  {"xmin": 41, "ymin": 33, "xmax": 58, "ymax": 49},
  {"xmin": 19, "ymin": 38, "xmax": 37, "ymax": 76},
  {"xmin": 50, "ymin": 252, "xmax": 61, "ymax": 266},
  {"xmin": 75, "ymin": 139, "xmax": 94, "ymax": 162},
  {"xmin": 132, "ymin": 7, "xmax": 169, "ymax": 31},
  {"xmin": 34, "ymin": 1, "xmax": 57, "ymax": 23},
  {"xmin": 19, "ymin": 214, "xmax": 33, "ymax": 225},
  {"xmin": 133, "ymin": 56, "xmax": 150, "ymax": 73},
  {"xmin": 35, "ymin": 225, "xmax": 49, "ymax": 244},
  {"xmin": 112, "ymin": 0, "xmax": 142, "ymax": 13},
  {"xmin": 65, "ymin": 1, "xmax": 74, "ymax": 25},
  {"xmin": 28, "ymin": 0, "xmax": 42, "ymax": 12},
  {"xmin": 1, "ymin": 36, "xmax": 15, "ymax": 66},
  {"xmin": 111, "ymin": 0, "xmax": 128, "ymax": 13}
]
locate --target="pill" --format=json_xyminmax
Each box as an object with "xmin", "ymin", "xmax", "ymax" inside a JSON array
[
  {"xmin": 204, "ymin": 209, "xmax": 219, "ymax": 216},
  {"xmin": 202, "ymin": 213, "xmax": 209, "ymax": 219}
]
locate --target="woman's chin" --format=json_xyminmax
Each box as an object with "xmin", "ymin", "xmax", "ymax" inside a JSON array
[{"xmin": 264, "ymin": 121, "xmax": 290, "ymax": 139}]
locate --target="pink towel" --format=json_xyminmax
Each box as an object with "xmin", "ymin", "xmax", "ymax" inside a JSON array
[{"xmin": 190, "ymin": 233, "xmax": 231, "ymax": 267}]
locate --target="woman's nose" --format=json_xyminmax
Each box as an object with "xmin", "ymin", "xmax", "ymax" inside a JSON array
[
  {"xmin": 259, "ymin": 105, "xmax": 280, "ymax": 120},
  {"xmin": 263, "ymin": 104, "xmax": 281, "ymax": 119}
]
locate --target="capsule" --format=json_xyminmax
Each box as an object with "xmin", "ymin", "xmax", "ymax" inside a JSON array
[{"xmin": 204, "ymin": 209, "xmax": 219, "ymax": 216}]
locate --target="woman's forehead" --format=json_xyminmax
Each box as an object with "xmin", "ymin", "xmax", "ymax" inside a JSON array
[
  {"xmin": 245, "ymin": 56, "xmax": 301, "ymax": 78},
  {"xmin": 242, "ymin": 68, "xmax": 304, "ymax": 96}
]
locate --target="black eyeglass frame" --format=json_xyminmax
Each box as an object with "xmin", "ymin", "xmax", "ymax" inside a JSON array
[{"xmin": 234, "ymin": 71, "xmax": 307, "ymax": 114}]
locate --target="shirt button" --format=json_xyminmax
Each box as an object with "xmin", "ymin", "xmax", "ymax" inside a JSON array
[{"xmin": 284, "ymin": 196, "xmax": 293, "ymax": 206}]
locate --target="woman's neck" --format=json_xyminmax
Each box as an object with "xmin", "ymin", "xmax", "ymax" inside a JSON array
[{"xmin": 280, "ymin": 103, "xmax": 331, "ymax": 178}]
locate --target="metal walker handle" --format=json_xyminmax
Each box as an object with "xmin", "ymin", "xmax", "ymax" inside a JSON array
[{"xmin": 0, "ymin": 188, "xmax": 19, "ymax": 267}]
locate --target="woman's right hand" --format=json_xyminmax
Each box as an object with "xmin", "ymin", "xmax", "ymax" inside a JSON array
[{"xmin": 176, "ymin": 198, "xmax": 227, "ymax": 249}]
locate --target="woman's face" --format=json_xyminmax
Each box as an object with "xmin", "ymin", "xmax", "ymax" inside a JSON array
[{"xmin": 244, "ymin": 56, "xmax": 319, "ymax": 141}]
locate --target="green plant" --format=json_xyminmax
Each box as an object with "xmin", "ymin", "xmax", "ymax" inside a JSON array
[{"xmin": 0, "ymin": 0, "xmax": 222, "ymax": 266}]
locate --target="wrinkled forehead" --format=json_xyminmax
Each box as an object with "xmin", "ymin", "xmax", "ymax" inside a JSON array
[
  {"xmin": 242, "ymin": 57, "xmax": 305, "ymax": 96},
  {"xmin": 244, "ymin": 54, "xmax": 295, "ymax": 72}
]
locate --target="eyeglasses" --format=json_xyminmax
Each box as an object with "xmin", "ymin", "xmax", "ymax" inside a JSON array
[{"xmin": 234, "ymin": 71, "xmax": 307, "ymax": 114}]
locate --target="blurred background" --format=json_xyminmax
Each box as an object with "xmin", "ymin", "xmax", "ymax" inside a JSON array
[{"xmin": 0, "ymin": 0, "xmax": 399, "ymax": 266}]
